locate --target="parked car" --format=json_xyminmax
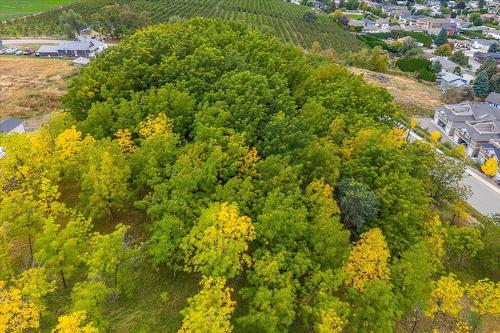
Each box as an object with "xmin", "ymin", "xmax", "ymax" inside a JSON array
[
  {"xmin": 15, "ymin": 50, "xmax": 23, "ymax": 55},
  {"xmin": 23, "ymin": 49, "xmax": 33, "ymax": 55},
  {"xmin": 0, "ymin": 49, "xmax": 5, "ymax": 55},
  {"xmin": 5, "ymin": 48, "xmax": 18, "ymax": 55}
]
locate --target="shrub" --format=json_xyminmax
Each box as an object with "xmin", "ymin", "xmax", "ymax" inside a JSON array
[
  {"xmin": 396, "ymin": 58, "xmax": 432, "ymax": 72},
  {"xmin": 416, "ymin": 68, "xmax": 436, "ymax": 82}
]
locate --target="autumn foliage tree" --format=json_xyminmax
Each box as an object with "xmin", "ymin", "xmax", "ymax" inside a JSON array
[
  {"xmin": 344, "ymin": 228, "xmax": 390, "ymax": 291},
  {"xmin": 179, "ymin": 276, "xmax": 235, "ymax": 333},
  {"xmin": 52, "ymin": 311, "xmax": 98, "ymax": 333},
  {"xmin": 481, "ymin": 157, "xmax": 498, "ymax": 177}
]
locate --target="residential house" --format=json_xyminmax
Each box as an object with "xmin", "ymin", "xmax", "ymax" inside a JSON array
[
  {"xmin": 473, "ymin": 52, "xmax": 500, "ymax": 64},
  {"xmin": 415, "ymin": 17, "xmax": 457, "ymax": 35},
  {"xmin": 348, "ymin": 20, "xmax": 365, "ymax": 28},
  {"xmin": 437, "ymin": 72, "xmax": 469, "ymax": 93},
  {"xmin": 434, "ymin": 97, "xmax": 500, "ymax": 157},
  {"xmin": 36, "ymin": 37, "xmax": 107, "ymax": 59},
  {"xmin": 486, "ymin": 92, "xmax": 500, "ymax": 109},
  {"xmin": 432, "ymin": 56, "xmax": 462, "ymax": 74},
  {"xmin": 0, "ymin": 118, "xmax": 25, "ymax": 135},
  {"xmin": 362, "ymin": 25, "xmax": 390, "ymax": 33},
  {"xmin": 484, "ymin": 28, "xmax": 500, "ymax": 40},
  {"xmin": 472, "ymin": 38, "xmax": 494, "ymax": 53},
  {"xmin": 375, "ymin": 18, "xmax": 390, "ymax": 28},
  {"xmin": 478, "ymin": 139, "xmax": 500, "ymax": 182}
]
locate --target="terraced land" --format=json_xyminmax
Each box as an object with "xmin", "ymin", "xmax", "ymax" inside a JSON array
[{"xmin": 0, "ymin": 0, "xmax": 364, "ymax": 52}]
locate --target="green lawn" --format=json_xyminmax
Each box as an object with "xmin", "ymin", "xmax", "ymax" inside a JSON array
[{"xmin": 0, "ymin": 0, "xmax": 75, "ymax": 21}]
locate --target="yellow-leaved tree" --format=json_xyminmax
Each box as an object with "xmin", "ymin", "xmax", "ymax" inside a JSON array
[
  {"xmin": 55, "ymin": 126, "xmax": 82, "ymax": 158},
  {"xmin": 138, "ymin": 113, "xmax": 173, "ymax": 139},
  {"xmin": 14, "ymin": 267, "xmax": 57, "ymax": 316},
  {"xmin": 114, "ymin": 129, "xmax": 135, "ymax": 154},
  {"xmin": 424, "ymin": 215, "xmax": 446, "ymax": 270},
  {"xmin": 0, "ymin": 280, "xmax": 40, "ymax": 333},
  {"xmin": 52, "ymin": 311, "xmax": 98, "ymax": 333},
  {"xmin": 181, "ymin": 202, "xmax": 255, "ymax": 278},
  {"xmin": 315, "ymin": 308, "xmax": 346, "ymax": 333},
  {"xmin": 481, "ymin": 157, "xmax": 498, "ymax": 177},
  {"xmin": 344, "ymin": 228, "xmax": 390, "ymax": 291},
  {"xmin": 425, "ymin": 274, "xmax": 464, "ymax": 323},
  {"xmin": 178, "ymin": 276, "xmax": 235, "ymax": 333},
  {"xmin": 431, "ymin": 131, "xmax": 441, "ymax": 142},
  {"xmin": 410, "ymin": 117, "xmax": 417, "ymax": 129},
  {"xmin": 466, "ymin": 279, "xmax": 500, "ymax": 321}
]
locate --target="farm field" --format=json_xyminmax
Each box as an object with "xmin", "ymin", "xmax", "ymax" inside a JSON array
[
  {"xmin": 0, "ymin": 0, "xmax": 365, "ymax": 52},
  {"xmin": 0, "ymin": 0, "xmax": 75, "ymax": 21},
  {"xmin": 0, "ymin": 57, "xmax": 75, "ymax": 126}
]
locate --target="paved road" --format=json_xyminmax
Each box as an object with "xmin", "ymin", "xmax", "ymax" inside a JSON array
[
  {"xmin": 1, "ymin": 39, "xmax": 66, "ymax": 45},
  {"xmin": 410, "ymin": 124, "xmax": 500, "ymax": 217},
  {"xmin": 463, "ymin": 169, "xmax": 500, "ymax": 216}
]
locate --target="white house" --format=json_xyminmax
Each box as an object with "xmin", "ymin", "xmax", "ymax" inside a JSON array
[{"xmin": 472, "ymin": 39, "xmax": 494, "ymax": 53}]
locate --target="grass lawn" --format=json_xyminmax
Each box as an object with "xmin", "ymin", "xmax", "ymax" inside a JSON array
[{"xmin": 0, "ymin": 0, "xmax": 75, "ymax": 21}]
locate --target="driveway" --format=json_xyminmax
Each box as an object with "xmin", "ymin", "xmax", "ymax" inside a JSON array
[{"xmin": 416, "ymin": 116, "xmax": 456, "ymax": 146}]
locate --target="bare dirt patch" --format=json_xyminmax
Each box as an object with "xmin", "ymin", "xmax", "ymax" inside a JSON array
[
  {"xmin": 0, "ymin": 57, "xmax": 76, "ymax": 127},
  {"xmin": 348, "ymin": 67, "xmax": 443, "ymax": 116}
]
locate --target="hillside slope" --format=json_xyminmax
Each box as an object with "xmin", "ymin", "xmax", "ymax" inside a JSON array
[{"xmin": 0, "ymin": 0, "xmax": 364, "ymax": 52}]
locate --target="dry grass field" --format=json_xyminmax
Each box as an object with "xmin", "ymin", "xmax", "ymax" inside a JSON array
[
  {"xmin": 0, "ymin": 57, "xmax": 75, "ymax": 127},
  {"xmin": 349, "ymin": 67, "xmax": 443, "ymax": 116}
]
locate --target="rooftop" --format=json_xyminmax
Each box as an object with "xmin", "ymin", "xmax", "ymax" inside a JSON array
[
  {"xmin": 486, "ymin": 92, "xmax": 500, "ymax": 105},
  {"xmin": 0, "ymin": 118, "xmax": 23, "ymax": 133}
]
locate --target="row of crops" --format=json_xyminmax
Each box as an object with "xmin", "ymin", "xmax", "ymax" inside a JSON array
[{"xmin": 0, "ymin": 0, "xmax": 364, "ymax": 52}]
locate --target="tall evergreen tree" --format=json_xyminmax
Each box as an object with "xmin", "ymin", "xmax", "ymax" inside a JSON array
[
  {"xmin": 434, "ymin": 29, "xmax": 448, "ymax": 46},
  {"xmin": 473, "ymin": 71, "xmax": 490, "ymax": 98}
]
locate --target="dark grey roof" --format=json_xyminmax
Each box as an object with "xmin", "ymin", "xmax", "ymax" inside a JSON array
[
  {"xmin": 0, "ymin": 118, "xmax": 23, "ymax": 133},
  {"xmin": 474, "ymin": 52, "xmax": 500, "ymax": 60},
  {"xmin": 486, "ymin": 92, "xmax": 500, "ymax": 105},
  {"xmin": 481, "ymin": 143, "xmax": 500, "ymax": 159}
]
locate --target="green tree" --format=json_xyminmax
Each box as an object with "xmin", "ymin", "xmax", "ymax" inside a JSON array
[
  {"xmin": 347, "ymin": 280, "xmax": 398, "ymax": 333},
  {"xmin": 85, "ymin": 224, "xmax": 139, "ymax": 296},
  {"xmin": 490, "ymin": 73, "xmax": 500, "ymax": 93},
  {"xmin": 446, "ymin": 226, "xmax": 484, "ymax": 266},
  {"xmin": 434, "ymin": 29, "xmax": 448, "ymax": 46},
  {"xmin": 58, "ymin": 10, "xmax": 85, "ymax": 39},
  {"xmin": 306, "ymin": 180, "xmax": 350, "ymax": 269},
  {"xmin": 391, "ymin": 243, "xmax": 435, "ymax": 330},
  {"xmin": 477, "ymin": 58, "xmax": 497, "ymax": 79},
  {"xmin": 303, "ymin": 11, "xmax": 318, "ymax": 23},
  {"xmin": 449, "ymin": 50, "xmax": 469, "ymax": 68},
  {"xmin": 473, "ymin": 71, "xmax": 490, "ymax": 98},
  {"xmin": 71, "ymin": 281, "xmax": 111, "ymax": 330},
  {"xmin": 337, "ymin": 179, "xmax": 379, "ymax": 236},
  {"xmin": 238, "ymin": 251, "xmax": 297, "ymax": 332},
  {"xmin": 78, "ymin": 141, "xmax": 131, "ymax": 221},
  {"xmin": 35, "ymin": 209, "xmax": 92, "ymax": 288}
]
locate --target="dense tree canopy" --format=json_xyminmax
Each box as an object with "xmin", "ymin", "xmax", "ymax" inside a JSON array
[{"xmin": 0, "ymin": 18, "xmax": 497, "ymax": 332}]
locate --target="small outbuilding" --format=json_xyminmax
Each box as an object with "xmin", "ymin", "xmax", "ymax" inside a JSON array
[{"xmin": 72, "ymin": 57, "xmax": 91, "ymax": 66}]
